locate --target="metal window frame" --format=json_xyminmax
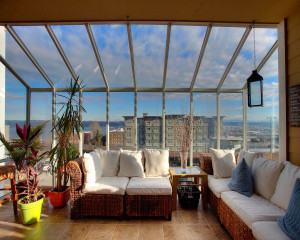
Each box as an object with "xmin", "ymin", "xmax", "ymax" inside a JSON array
[{"xmin": 1, "ymin": 21, "xmax": 281, "ymax": 168}]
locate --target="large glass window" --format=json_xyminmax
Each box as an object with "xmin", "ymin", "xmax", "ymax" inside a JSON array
[
  {"xmin": 82, "ymin": 92, "xmax": 106, "ymax": 152},
  {"xmin": 137, "ymin": 93, "xmax": 162, "ymax": 149},
  {"xmin": 247, "ymin": 50, "xmax": 279, "ymax": 161},
  {"xmin": 220, "ymin": 93, "xmax": 243, "ymax": 150},
  {"xmin": 110, "ymin": 92, "xmax": 134, "ymax": 150},
  {"xmin": 131, "ymin": 25, "xmax": 167, "ymax": 87}
]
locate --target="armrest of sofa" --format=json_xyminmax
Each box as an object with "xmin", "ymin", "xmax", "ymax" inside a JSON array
[
  {"xmin": 200, "ymin": 153, "xmax": 213, "ymax": 175},
  {"xmin": 66, "ymin": 156, "xmax": 84, "ymax": 219}
]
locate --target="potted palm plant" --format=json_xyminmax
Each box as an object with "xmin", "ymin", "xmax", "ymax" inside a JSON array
[
  {"xmin": 49, "ymin": 77, "xmax": 85, "ymax": 207},
  {"xmin": 0, "ymin": 122, "xmax": 49, "ymax": 225}
]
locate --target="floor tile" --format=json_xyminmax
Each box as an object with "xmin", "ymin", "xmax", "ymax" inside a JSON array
[
  {"xmin": 85, "ymin": 224, "xmax": 116, "ymax": 240},
  {"xmin": 112, "ymin": 225, "xmax": 139, "ymax": 240},
  {"xmin": 139, "ymin": 224, "xmax": 163, "ymax": 240}
]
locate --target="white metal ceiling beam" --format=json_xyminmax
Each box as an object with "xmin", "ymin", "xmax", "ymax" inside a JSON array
[
  {"xmin": 5, "ymin": 25, "xmax": 55, "ymax": 89},
  {"xmin": 243, "ymin": 40, "xmax": 278, "ymax": 89},
  {"xmin": 45, "ymin": 24, "xmax": 78, "ymax": 82},
  {"xmin": 127, "ymin": 23, "xmax": 137, "ymax": 91},
  {"xmin": 85, "ymin": 24, "xmax": 109, "ymax": 89},
  {"xmin": 190, "ymin": 26, "xmax": 212, "ymax": 90},
  {"xmin": 162, "ymin": 24, "xmax": 171, "ymax": 91},
  {"xmin": 0, "ymin": 54, "xmax": 30, "ymax": 89},
  {"xmin": 217, "ymin": 27, "xmax": 252, "ymax": 91}
]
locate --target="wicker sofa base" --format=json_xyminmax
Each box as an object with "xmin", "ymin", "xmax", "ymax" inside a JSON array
[
  {"xmin": 220, "ymin": 198, "xmax": 253, "ymax": 240},
  {"xmin": 208, "ymin": 189, "xmax": 221, "ymax": 217},
  {"xmin": 81, "ymin": 194, "xmax": 124, "ymax": 218},
  {"xmin": 126, "ymin": 195, "xmax": 172, "ymax": 220}
]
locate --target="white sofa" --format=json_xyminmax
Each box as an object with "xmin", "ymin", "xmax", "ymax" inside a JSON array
[
  {"xmin": 66, "ymin": 148, "xmax": 173, "ymax": 220},
  {"xmin": 201, "ymin": 153, "xmax": 300, "ymax": 240}
]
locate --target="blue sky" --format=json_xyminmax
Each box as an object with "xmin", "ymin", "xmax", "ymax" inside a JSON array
[{"xmin": 3, "ymin": 25, "xmax": 279, "ymax": 122}]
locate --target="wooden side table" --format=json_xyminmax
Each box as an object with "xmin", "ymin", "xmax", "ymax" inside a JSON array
[{"xmin": 169, "ymin": 166, "xmax": 208, "ymax": 211}]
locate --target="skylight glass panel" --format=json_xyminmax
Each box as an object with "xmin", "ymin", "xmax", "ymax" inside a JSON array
[
  {"xmin": 194, "ymin": 27, "xmax": 245, "ymax": 88},
  {"xmin": 166, "ymin": 26, "xmax": 206, "ymax": 88},
  {"xmin": 222, "ymin": 28, "xmax": 277, "ymax": 89},
  {"xmin": 51, "ymin": 25, "xmax": 105, "ymax": 88},
  {"xmin": 131, "ymin": 25, "xmax": 167, "ymax": 88},
  {"xmin": 91, "ymin": 25, "xmax": 133, "ymax": 88},
  {"xmin": 5, "ymin": 31, "xmax": 50, "ymax": 88},
  {"xmin": 13, "ymin": 26, "xmax": 72, "ymax": 88}
]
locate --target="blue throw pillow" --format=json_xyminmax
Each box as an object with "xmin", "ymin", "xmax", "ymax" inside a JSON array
[
  {"xmin": 277, "ymin": 178, "xmax": 300, "ymax": 240},
  {"xmin": 228, "ymin": 158, "xmax": 253, "ymax": 197}
]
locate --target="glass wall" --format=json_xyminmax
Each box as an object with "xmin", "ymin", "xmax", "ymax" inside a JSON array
[{"xmin": 247, "ymin": 50, "xmax": 279, "ymax": 161}]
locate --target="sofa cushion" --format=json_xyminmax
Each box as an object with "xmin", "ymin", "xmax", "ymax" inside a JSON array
[
  {"xmin": 252, "ymin": 221, "xmax": 291, "ymax": 240},
  {"xmin": 82, "ymin": 151, "xmax": 102, "ymax": 184},
  {"xmin": 271, "ymin": 161, "xmax": 300, "ymax": 210},
  {"xmin": 118, "ymin": 150, "xmax": 145, "ymax": 178},
  {"xmin": 228, "ymin": 158, "xmax": 253, "ymax": 197},
  {"xmin": 252, "ymin": 158, "xmax": 284, "ymax": 200},
  {"xmin": 144, "ymin": 149, "xmax": 169, "ymax": 177},
  {"xmin": 277, "ymin": 178, "xmax": 300, "ymax": 240},
  {"xmin": 208, "ymin": 175, "xmax": 231, "ymax": 198},
  {"xmin": 126, "ymin": 177, "xmax": 172, "ymax": 195},
  {"xmin": 209, "ymin": 148, "xmax": 236, "ymax": 178},
  {"xmin": 83, "ymin": 177, "xmax": 129, "ymax": 195},
  {"xmin": 237, "ymin": 150, "xmax": 258, "ymax": 169},
  {"xmin": 221, "ymin": 191, "xmax": 285, "ymax": 228},
  {"xmin": 97, "ymin": 149, "xmax": 120, "ymax": 177}
]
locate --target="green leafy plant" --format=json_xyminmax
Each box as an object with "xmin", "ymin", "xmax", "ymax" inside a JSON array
[
  {"xmin": 0, "ymin": 122, "xmax": 49, "ymax": 203},
  {"xmin": 49, "ymin": 77, "xmax": 86, "ymax": 192}
]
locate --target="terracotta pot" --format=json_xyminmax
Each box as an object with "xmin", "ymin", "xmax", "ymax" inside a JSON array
[{"xmin": 48, "ymin": 187, "xmax": 70, "ymax": 208}]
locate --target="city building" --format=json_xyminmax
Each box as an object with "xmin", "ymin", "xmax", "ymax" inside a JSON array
[
  {"xmin": 83, "ymin": 131, "xmax": 93, "ymax": 145},
  {"xmin": 109, "ymin": 128, "xmax": 125, "ymax": 147}
]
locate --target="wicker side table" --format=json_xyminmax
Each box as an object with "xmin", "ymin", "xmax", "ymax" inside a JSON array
[{"xmin": 0, "ymin": 165, "xmax": 17, "ymax": 215}]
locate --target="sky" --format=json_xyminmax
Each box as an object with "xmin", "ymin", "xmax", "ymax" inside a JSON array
[{"xmin": 2, "ymin": 24, "xmax": 279, "ymax": 122}]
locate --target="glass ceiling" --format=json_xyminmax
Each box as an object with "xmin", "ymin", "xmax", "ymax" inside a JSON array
[{"xmin": 1, "ymin": 23, "xmax": 278, "ymax": 92}]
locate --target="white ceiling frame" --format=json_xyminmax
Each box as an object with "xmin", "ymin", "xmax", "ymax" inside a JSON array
[
  {"xmin": 85, "ymin": 24, "xmax": 109, "ymax": 90},
  {"xmin": 243, "ymin": 40, "xmax": 278, "ymax": 89},
  {"xmin": 0, "ymin": 54, "xmax": 30, "ymax": 89},
  {"xmin": 217, "ymin": 27, "xmax": 252, "ymax": 91},
  {"xmin": 162, "ymin": 24, "xmax": 171, "ymax": 91},
  {"xmin": 5, "ymin": 25, "xmax": 55, "ymax": 89},
  {"xmin": 190, "ymin": 26, "xmax": 212, "ymax": 90},
  {"xmin": 127, "ymin": 23, "xmax": 137, "ymax": 91}
]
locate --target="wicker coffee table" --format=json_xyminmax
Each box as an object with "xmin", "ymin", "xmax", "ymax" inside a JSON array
[{"xmin": 169, "ymin": 166, "xmax": 208, "ymax": 210}]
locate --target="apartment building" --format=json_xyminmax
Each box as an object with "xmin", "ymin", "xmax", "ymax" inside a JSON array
[{"xmin": 109, "ymin": 128, "xmax": 125, "ymax": 147}]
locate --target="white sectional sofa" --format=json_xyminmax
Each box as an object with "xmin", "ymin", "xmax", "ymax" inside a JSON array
[
  {"xmin": 66, "ymin": 148, "xmax": 173, "ymax": 220},
  {"xmin": 200, "ymin": 152, "xmax": 300, "ymax": 240}
]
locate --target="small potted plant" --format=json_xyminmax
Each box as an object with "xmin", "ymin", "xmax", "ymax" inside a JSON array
[
  {"xmin": 49, "ymin": 77, "xmax": 85, "ymax": 207},
  {"xmin": 0, "ymin": 122, "xmax": 49, "ymax": 225}
]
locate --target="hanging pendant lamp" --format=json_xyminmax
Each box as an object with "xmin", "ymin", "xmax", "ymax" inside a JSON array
[{"xmin": 247, "ymin": 23, "xmax": 263, "ymax": 108}]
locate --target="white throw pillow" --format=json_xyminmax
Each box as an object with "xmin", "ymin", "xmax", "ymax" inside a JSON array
[
  {"xmin": 82, "ymin": 151, "xmax": 102, "ymax": 184},
  {"xmin": 252, "ymin": 157, "xmax": 284, "ymax": 200},
  {"xmin": 118, "ymin": 150, "xmax": 145, "ymax": 178},
  {"xmin": 209, "ymin": 148, "xmax": 236, "ymax": 178},
  {"xmin": 96, "ymin": 149, "xmax": 120, "ymax": 177},
  {"xmin": 237, "ymin": 150, "xmax": 259, "ymax": 169},
  {"xmin": 270, "ymin": 161, "xmax": 300, "ymax": 210},
  {"xmin": 144, "ymin": 149, "xmax": 169, "ymax": 177}
]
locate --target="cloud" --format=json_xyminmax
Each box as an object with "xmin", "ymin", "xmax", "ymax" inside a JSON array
[{"xmin": 5, "ymin": 92, "xmax": 26, "ymax": 100}]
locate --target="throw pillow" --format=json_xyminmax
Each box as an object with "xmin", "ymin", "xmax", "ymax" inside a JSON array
[
  {"xmin": 209, "ymin": 148, "xmax": 236, "ymax": 178},
  {"xmin": 82, "ymin": 151, "xmax": 102, "ymax": 184},
  {"xmin": 252, "ymin": 157, "xmax": 284, "ymax": 200},
  {"xmin": 237, "ymin": 150, "xmax": 258, "ymax": 169},
  {"xmin": 144, "ymin": 149, "xmax": 169, "ymax": 177},
  {"xmin": 271, "ymin": 161, "xmax": 300, "ymax": 210},
  {"xmin": 118, "ymin": 150, "xmax": 145, "ymax": 178},
  {"xmin": 277, "ymin": 178, "xmax": 300, "ymax": 240},
  {"xmin": 228, "ymin": 158, "xmax": 253, "ymax": 197},
  {"xmin": 96, "ymin": 149, "xmax": 120, "ymax": 177}
]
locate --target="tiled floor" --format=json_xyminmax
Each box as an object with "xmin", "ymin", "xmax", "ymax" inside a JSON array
[{"xmin": 0, "ymin": 197, "xmax": 232, "ymax": 240}]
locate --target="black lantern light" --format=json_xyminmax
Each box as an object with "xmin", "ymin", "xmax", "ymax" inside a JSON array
[{"xmin": 247, "ymin": 23, "xmax": 263, "ymax": 108}]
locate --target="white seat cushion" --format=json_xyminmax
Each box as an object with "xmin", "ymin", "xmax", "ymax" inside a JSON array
[
  {"xmin": 252, "ymin": 221, "xmax": 291, "ymax": 240},
  {"xmin": 83, "ymin": 177, "xmax": 129, "ymax": 195},
  {"xmin": 221, "ymin": 191, "xmax": 286, "ymax": 228},
  {"xmin": 126, "ymin": 177, "xmax": 172, "ymax": 195},
  {"xmin": 270, "ymin": 161, "xmax": 300, "ymax": 210},
  {"xmin": 208, "ymin": 174, "xmax": 231, "ymax": 198}
]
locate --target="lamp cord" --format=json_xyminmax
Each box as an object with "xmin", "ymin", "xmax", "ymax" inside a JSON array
[{"xmin": 253, "ymin": 23, "xmax": 257, "ymax": 70}]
